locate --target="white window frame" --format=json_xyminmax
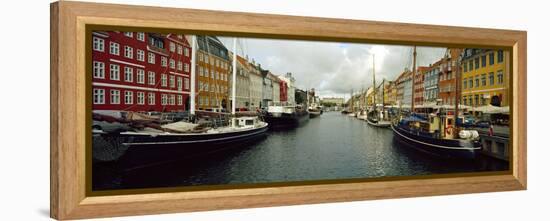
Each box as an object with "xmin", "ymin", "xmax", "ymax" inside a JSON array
[
  {"xmin": 92, "ymin": 37, "xmax": 104, "ymax": 52},
  {"xmin": 124, "ymin": 46, "xmax": 133, "ymax": 59},
  {"xmin": 177, "ymin": 45, "xmax": 182, "ymax": 55},
  {"xmin": 124, "ymin": 91, "xmax": 133, "ymax": 104},
  {"xmin": 148, "ymin": 71, "xmax": 155, "ymax": 85},
  {"xmin": 137, "ymin": 92, "xmax": 145, "ymax": 105},
  {"xmin": 148, "ymin": 92, "xmax": 155, "ymax": 105},
  {"xmin": 124, "ymin": 67, "xmax": 133, "ymax": 82},
  {"xmin": 93, "ymin": 61, "xmax": 105, "ymax": 79},
  {"xmin": 177, "ymin": 95, "xmax": 183, "ymax": 105},
  {"xmin": 137, "ymin": 69, "xmax": 145, "ymax": 84},
  {"xmin": 184, "ymin": 78, "xmax": 190, "ymax": 90},
  {"xmin": 110, "ymin": 90, "xmax": 120, "ymax": 104},
  {"xmin": 170, "ymin": 94, "xmax": 176, "ymax": 105},
  {"xmin": 161, "ymin": 94, "xmax": 168, "ymax": 105},
  {"xmin": 184, "ymin": 63, "xmax": 190, "ymax": 73},
  {"xmin": 169, "ymin": 75, "xmax": 176, "ymax": 88},
  {"xmin": 136, "ymin": 49, "xmax": 145, "ymax": 61},
  {"xmin": 109, "ymin": 64, "xmax": 119, "ymax": 80},
  {"xmin": 169, "ymin": 42, "xmax": 175, "ymax": 52},
  {"xmin": 177, "ymin": 61, "xmax": 183, "ymax": 71},
  {"xmin": 169, "ymin": 58, "xmax": 175, "ymax": 69},
  {"xmin": 124, "ymin": 32, "xmax": 133, "ymax": 38},
  {"xmin": 177, "ymin": 77, "xmax": 182, "ymax": 91},
  {"xmin": 161, "ymin": 74, "xmax": 167, "ymax": 87},
  {"xmin": 184, "ymin": 48, "xmax": 190, "ymax": 57},
  {"xmin": 137, "ymin": 32, "xmax": 145, "ymax": 41},
  {"xmin": 93, "ymin": 88, "xmax": 105, "ymax": 104},
  {"xmin": 161, "ymin": 56, "xmax": 167, "ymax": 67},
  {"xmin": 148, "ymin": 52, "xmax": 156, "ymax": 64},
  {"xmin": 109, "ymin": 42, "xmax": 119, "ymax": 55}
]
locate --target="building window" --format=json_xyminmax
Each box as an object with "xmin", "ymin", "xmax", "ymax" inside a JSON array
[
  {"xmin": 169, "ymin": 58, "xmax": 175, "ymax": 69},
  {"xmin": 177, "ymin": 77, "xmax": 182, "ymax": 91},
  {"xmin": 497, "ymin": 50, "xmax": 504, "ymax": 63},
  {"xmin": 109, "ymin": 64, "xmax": 120, "ymax": 80},
  {"xmin": 475, "ymin": 95, "xmax": 479, "ymax": 106},
  {"xmin": 124, "ymin": 46, "xmax": 133, "ymax": 59},
  {"xmin": 184, "ymin": 63, "xmax": 190, "ymax": 73},
  {"xmin": 170, "ymin": 94, "xmax": 175, "ymax": 105},
  {"xmin": 468, "ymin": 77, "xmax": 473, "ymax": 88},
  {"xmin": 110, "ymin": 90, "xmax": 120, "ymax": 104},
  {"xmin": 177, "ymin": 61, "xmax": 183, "ymax": 71},
  {"xmin": 148, "ymin": 71, "xmax": 155, "ymax": 85},
  {"xmin": 137, "ymin": 92, "xmax": 145, "ymax": 105},
  {"xmin": 124, "ymin": 91, "xmax": 133, "ymax": 104},
  {"xmin": 184, "ymin": 48, "xmax": 190, "ymax": 57},
  {"xmin": 161, "ymin": 94, "xmax": 168, "ymax": 105},
  {"xmin": 124, "ymin": 32, "xmax": 133, "ymax": 38},
  {"xmin": 497, "ymin": 70, "xmax": 504, "ymax": 84},
  {"xmin": 124, "ymin": 67, "xmax": 133, "ymax": 82},
  {"xmin": 199, "ymin": 53, "xmax": 203, "ymax": 62},
  {"xmin": 137, "ymin": 69, "xmax": 145, "ymax": 84},
  {"xmin": 463, "ymin": 63, "xmax": 467, "ymax": 72},
  {"xmin": 169, "ymin": 42, "xmax": 175, "ymax": 52},
  {"xmin": 475, "ymin": 76, "xmax": 479, "ymax": 87},
  {"xmin": 148, "ymin": 52, "xmax": 155, "ymax": 64},
  {"xmin": 199, "ymin": 81, "xmax": 204, "ymax": 91},
  {"xmin": 177, "ymin": 45, "xmax": 182, "ymax": 55},
  {"xmin": 210, "ymin": 70, "xmax": 215, "ymax": 78},
  {"xmin": 481, "ymin": 74, "xmax": 487, "ymax": 86},
  {"xmin": 137, "ymin": 49, "xmax": 145, "ymax": 61},
  {"xmin": 205, "ymin": 82, "xmax": 209, "ymax": 91},
  {"xmin": 489, "ymin": 72, "xmax": 495, "ymax": 85},
  {"xmin": 92, "ymin": 37, "xmax": 104, "ymax": 52},
  {"xmin": 137, "ymin": 32, "xmax": 145, "ymax": 41},
  {"xmin": 481, "ymin": 55, "xmax": 486, "ymax": 67},
  {"xmin": 93, "ymin": 89, "xmax": 105, "ymax": 104},
  {"xmin": 161, "ymin": 56, "xmax": 167, "ymax": 67},
  {"xmin": 93, "ymin": 61, "xmax": 105, "ymax": 78},
  {"xmin": 148, "ymin": 92, "xmax": 155, "ymax": 105},
  {"xmin": 184, "ymin": 78, "xmax": 190, "ymax": 90},
  {"xmin": 109, "ymin": 42, "xmax": 119, "ymax": 55},
  {"xmin": 489, "ymin": 53, "xmax": 495, "ymax": 65},
  {"xmin": 468, "ymin": 60, "xmax": 473, "ymax": 71},
  {"xmin": 177, "ymin": 95, "xmax": 183, "ymax": 105},
  {"xmin": 161, "ymin": 74, "xmax": 167, "ymax": 87},
  {"xmin": 199, "ymin": 67, "xmax": 204, "ymax": 76},
  {"xmin": 474, "ymin": 57, "xmax": 480, "ymax": 69},
  {"xmin": 169, "ymin": 75, "xmax": 175, "ymax": 88}
]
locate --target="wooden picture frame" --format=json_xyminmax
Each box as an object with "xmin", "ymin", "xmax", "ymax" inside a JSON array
[{"xmin": 50, "ymin": 1, "xmax": 527, "ymax": 220}]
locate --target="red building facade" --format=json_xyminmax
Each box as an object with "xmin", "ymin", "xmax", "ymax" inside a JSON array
[
  {"xmin": 414, "ymin": 66, "xmax": 428, "ymax": 105},
  {"xmin": 92, "ymin": 31, "xmax": 192, "ymax": 112},
  {"xmin": 279, "ymin": 78, "xmax": 288, "ymax": 102}
]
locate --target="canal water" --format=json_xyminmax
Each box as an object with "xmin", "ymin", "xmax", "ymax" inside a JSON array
[{"xmin": 93, "ymin": 112, "xmax": 509, "ymax": 191}]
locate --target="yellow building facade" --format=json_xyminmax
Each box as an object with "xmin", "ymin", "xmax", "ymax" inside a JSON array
[
  {"xmin": 461, "ymin": 49, "xmax": 510, "ymax": 108},
  {"xmin": 195, "ymin": 36, "xmax": 231, "ymax": 111}
]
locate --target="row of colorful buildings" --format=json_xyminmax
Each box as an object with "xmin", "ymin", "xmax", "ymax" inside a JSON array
[
  {"xmin": 349, "ymin": 48, "xmax": 510, "ymax": 110},
  {"xmin": 92, "ymin": 32, "xmax": 297, "ymax": 112}
]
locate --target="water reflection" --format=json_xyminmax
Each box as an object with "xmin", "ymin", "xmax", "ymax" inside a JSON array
[{"xmin": 93, "ymin": 112, "xmax": 508, "ymax": 191}]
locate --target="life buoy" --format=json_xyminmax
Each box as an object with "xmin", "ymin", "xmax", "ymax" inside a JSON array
[{"xmin": 446, "ymin": 125, "xmax": 453, "ymax": 135}]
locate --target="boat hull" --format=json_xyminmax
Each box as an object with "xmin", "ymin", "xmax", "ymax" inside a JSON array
[
  {"xmin": 309, "ymin": 111, "xmax": 321, "ymax": 118},
  {"xmin": 93, "ymin": 124, "xmax": 269, "ymax": 171},
  {"xmin": 366, "ymin": 118, "xmax": 391, "ymax": 128},
  {"xmin": 264, "ymin": 112, "xmax": 309, "ymax": 129},
  {"xmin": 391, "ymin": 124, "xmax": 480, "ymax": 159}
]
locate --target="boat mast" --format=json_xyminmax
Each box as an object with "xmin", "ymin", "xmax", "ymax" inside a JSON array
[
  {"xmin": 453, "ymin": 49, "xmax": 461, "ymax": 137},
  {"xmin": 231, "ymin": 38, "xmax": 237, "ymax": 115},
  {"xmin": 190, "ymin": 35, "xmax": 197, "ymax": 115},
  {"xmin": 411, "ymin": 46, "xmax": 417, "ymax": 112},
  {"xmin": 372, "ymin": 54, "xmax": 376, "ymax": 112}
]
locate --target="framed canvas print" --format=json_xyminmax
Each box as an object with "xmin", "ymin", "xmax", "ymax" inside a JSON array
[{"xmin": 50, "ymin": 1, "xmax": 527, "ymax": 220}]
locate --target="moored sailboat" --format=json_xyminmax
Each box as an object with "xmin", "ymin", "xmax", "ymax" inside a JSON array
[
  {"xmin": 366, "ymin": 55, "xmax": 391, "ymax": 128},
  {"xmin": 391, "ymin": 46, "xmax": 481, "ymax": 159},
  {"xmin": 92, "ymin": 36, "xmax": 269, "ymax": 170}
]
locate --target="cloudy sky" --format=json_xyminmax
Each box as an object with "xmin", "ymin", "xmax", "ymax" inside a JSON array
[{"xmin": 219, "ymin": 37, "xmax": 446, "ymax": 100}]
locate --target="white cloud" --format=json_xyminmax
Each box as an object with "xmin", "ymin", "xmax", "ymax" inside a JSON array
[{"xmin": 219, "ymin": 36, "xmax": 446, "ymax": 99}]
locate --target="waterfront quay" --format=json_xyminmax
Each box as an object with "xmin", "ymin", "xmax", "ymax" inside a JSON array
[{"xmin": 93, "ymin": 112, "xmax": 508, "ymax": 191}]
